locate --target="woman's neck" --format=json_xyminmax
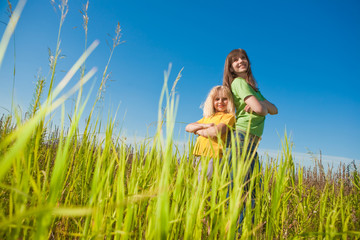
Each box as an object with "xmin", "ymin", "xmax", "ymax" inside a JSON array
[{"xmin": 236, "ymin": 72, "xmax": 247, "ymax": 80}]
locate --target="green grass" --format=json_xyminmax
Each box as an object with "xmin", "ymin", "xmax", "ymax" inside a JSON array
[
  {"xmin": 0, "ymin": 1, "xmax": 360, "ymax": 239},
  {"xmin": 1, "ymin": 109, "xmax": 359, "ymax": 239}
]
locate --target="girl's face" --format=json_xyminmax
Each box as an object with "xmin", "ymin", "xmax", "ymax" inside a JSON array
[
  {"xmin": 231, "ymin": 53, "xmax": 248, "ymax": 74},
  {"xmin": 213, "ymin": 92, "xmax": 229, "ymax": 113}
]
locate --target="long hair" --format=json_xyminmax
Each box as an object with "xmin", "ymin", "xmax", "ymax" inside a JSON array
[
  {"xmin": 222, "ymin": 49, "xmax": 258, "ymax": 91},
  {"xmin": 202, "ymin": 85, "xmax": 235, "ymax": 117}
]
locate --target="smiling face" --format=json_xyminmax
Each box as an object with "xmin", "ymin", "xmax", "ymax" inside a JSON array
[
  {"xmin": 231, "ymin": 53, "xmax": 249, "ymax": 75},
  {"xmin": 223, "ymin": 49, "xmax": 257, "ymax": 91},
  {"xmin": 213, "ymin": 91, "xmax": 229, "ymax": 113}
]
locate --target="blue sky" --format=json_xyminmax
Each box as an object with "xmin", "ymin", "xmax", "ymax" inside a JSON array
[{"xmin": 0, "ymin": 0, "xmax": 359, "ymax": 163}]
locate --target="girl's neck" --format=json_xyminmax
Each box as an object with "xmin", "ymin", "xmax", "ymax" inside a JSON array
[{"xmin": 215, "ymin": 111, "xmax": 226, "ymax": 114}]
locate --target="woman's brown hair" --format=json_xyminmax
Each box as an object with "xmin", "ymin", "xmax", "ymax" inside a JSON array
[{"xmin": 222, "ymin": 49, "xmax": 258, "ymax": 91}]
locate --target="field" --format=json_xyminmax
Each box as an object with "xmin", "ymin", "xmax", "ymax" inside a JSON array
[{"xmin": 1, "ymin": 1, "xmax": 360, "ymax": 239}]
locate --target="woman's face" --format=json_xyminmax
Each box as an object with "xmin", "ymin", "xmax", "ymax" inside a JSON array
[
  {"xmin": 230, "ymin": 53, "xmax": 248, "ymax": 74},
  {"xmin": 213, "ymin": 91, "xmax": 229, "ymax": 113}
]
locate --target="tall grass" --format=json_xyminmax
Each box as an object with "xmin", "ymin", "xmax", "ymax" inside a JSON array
[{"xmin": 1, "ymin": 1, "xmax": 360, "ymax": 239}]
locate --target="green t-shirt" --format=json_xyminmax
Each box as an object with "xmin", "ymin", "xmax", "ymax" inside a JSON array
[{"xmin": 231, "ymin": 77, "xmax": 266, "ymax": 137}]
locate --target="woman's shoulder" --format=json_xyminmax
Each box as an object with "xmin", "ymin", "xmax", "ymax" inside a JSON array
[
  {"xmin": 231, "ymin": 77, "xmax": 256, "ymax": 96},
  {"xmin": 231, "ymin": 77, "xmax": 248, "ymax": 88},
  {"xmin": 232, "ymin": 77, "xmax": 246, "ymax": 83}
]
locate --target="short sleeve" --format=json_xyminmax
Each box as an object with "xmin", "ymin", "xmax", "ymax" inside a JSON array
[
  {"xmin": 231, "ymin": 78, "xmax": 256, "ymax": 100},
  {"xmin": 197, "ymin": 117, "xmax": 205, "ymax": 124},
  {"xmin": 258, "ymin": 91, "xmax": 266, "ymax": 101},
  {"xmin": 220, "ymin": 114, "xmax": 235, "ymax": 127}
]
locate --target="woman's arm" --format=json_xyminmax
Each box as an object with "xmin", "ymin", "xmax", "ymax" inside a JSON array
[
  {"xmin": 185, "ymin": 122, "xmax": 214, "ymax": 133},
  {"xmin": 244, "ymin": 98, "xmax": 278, "ymax": 116},
  {"xmin": 244, "ymin": 95, "xmax": 268, "ymax": 116},
  {"xmin": 262, "ymin": 100, "xmax": 278, "ymax": 115},
  {"xmin": 195, "ymin": 123, "xmax": 228, "ymax": 138}
]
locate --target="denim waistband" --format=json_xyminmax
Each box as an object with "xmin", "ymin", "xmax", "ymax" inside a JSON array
[
  {"xmin": 228, "ymin": 130, "xmax": 261, "ymax": 146},
  {"xmin": 233, "ymin": 130, "xmax": 261, "ymax": 145}
]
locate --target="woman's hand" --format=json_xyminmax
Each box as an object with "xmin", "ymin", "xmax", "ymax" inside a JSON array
[
  {"xmin": 261, "ymin": 100, "xmax": 278, "ymax": 115},
  {"xmin": 244, "ymin": 104, "xmax": 251, "ymax": 113}
]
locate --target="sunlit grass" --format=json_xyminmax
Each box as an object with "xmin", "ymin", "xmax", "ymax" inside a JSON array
[
  {"xmin": 0, "ymin": 1, "xmax": 360, "ymax": 239},
  {"xmin": 1, "ymin": 102, "xmax": 359, "ymax": 239}
]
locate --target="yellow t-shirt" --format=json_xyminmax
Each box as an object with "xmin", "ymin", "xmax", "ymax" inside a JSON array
[{"xmin": 193, "ymin": 112, "xmax": 235, "ymax": 158}]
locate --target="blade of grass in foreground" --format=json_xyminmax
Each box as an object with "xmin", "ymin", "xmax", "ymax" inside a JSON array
[
  {"xmin": 0, "ymin": 0, "xmax": 26, "ymax": 68},
  {"xmin": 154, "ymin": 65, "xmax": 173, "ymax": 239},
  {"xmin": 0, "ymin": 41, "xmax": 98, "ymax": 182},
  {"xmin": 35, "ymin": 74, "xmax": 96, "ymax": 239}
]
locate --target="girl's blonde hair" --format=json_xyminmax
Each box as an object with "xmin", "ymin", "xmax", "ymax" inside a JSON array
[
  {"xmin": 223, "ymin": 49, "xmax": 258, "ymax": 91},
  {"xmin": 202, "ymin": 85, "xmax": 235, "ymax": 117}
]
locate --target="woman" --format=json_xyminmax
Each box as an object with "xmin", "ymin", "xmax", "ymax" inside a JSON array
[{"xmin": 223, "ymin": 48, "xmax": 278, "ymax": 229}]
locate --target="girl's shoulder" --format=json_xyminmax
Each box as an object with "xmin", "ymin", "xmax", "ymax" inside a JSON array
[
  {"xmin": 215, "ymin": 112, "xmax": 235, "ymax": 120},
  {"xmin": 216, "ymin": 112, "xmax": 234, "ymax": 116},
  {"xmin": 219, "ymin": 112, "xmax": 236, "ymax": 125},
  {"xmin": 207, "ymin": 112, "xmax": 228, "ymax": 120}
]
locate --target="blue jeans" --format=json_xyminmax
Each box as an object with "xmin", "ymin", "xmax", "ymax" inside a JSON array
[{"xmin": 226, "ymin": 130, "xmax": 261, "ymax": 231}]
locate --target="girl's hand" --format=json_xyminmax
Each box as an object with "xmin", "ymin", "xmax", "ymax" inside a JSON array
[
  {"xmin": 203, "ymin": 123, "xmax": 215, "ymax": 128},
  {"xmin": 186, "ymin": 122, "xmax": 214, "ymax": 133},
  {"xmin": 195, "ymin": 123, "xmax": 228, "ymax": 138}
]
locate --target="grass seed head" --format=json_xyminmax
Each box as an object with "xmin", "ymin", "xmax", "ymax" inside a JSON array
[
  {"xmin": 7, "ymin": 0, "xmax": 13, "ymax": 17},
  {"xmin": 81, "ymin": 0, "xmax": 89, "ymax": 34}
]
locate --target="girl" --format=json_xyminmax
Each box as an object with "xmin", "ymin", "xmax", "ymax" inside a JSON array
[
  {"xmin": 186, "ymin": 85, "xmax": 236, "ymax": 180},
  {"xmin": 223, "ymin": 48, "xmax": 278, "ymax": 229}
]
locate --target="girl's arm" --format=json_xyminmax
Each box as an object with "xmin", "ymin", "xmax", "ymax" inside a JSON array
[
  {"xmin": 195, "ymin": 123, "xmax": 228, "ymax": 138},
  {"xmin": 185, "ymin": 122, "xmax": 214, "ymax": 133}
]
